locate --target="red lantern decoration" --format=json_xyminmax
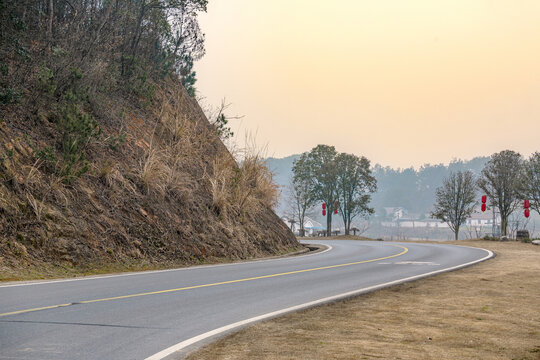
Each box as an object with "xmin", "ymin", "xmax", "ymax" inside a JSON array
[
  {"xmin": 525, "ymin": 208, "xmax": 530, "ymax": 218},
  {"xmin": 481, "ymin": 195, "xmax": 487, "ymax": 204},
  {"xmin": 322, "ymin": 209, "xmax": 326, "ymax": 216},
  {"xmin": 322, "ymin": 203, "xmax": 326, "ymax": 210},
  {"xmin": 481, "ymin": 203, "xmax": 487, "ymax": 212},
  {"xmin": 525, "ymin": 200, "xmax": 530, "ymax": 209}
]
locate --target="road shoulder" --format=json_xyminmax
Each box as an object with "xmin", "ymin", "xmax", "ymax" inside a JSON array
[{"xmin": 186, "ymin": 240, "xmax": 540, "ymax": 360}]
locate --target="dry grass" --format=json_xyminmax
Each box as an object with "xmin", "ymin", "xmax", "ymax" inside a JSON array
[
  {"xmin": 136, "ymin": 85, "xmax": 280, "ymax": 218},
  {"xmin": 137, "ymin": 85, "xmax": 207, "ymax": 199},
  {"xmin": 205, "ymin": 136, "xmax": 280, "ymax": 217},
  {"xmin": 206, "ymin": 153, "xmax": 236, "ymax": 215},
  {"xmin": 188, "ymin": 240, "xmax": 540, "ymax": 360},
  {"xmin": 235, "ymin": 149, "xmax": 280, "ymax": 210}
]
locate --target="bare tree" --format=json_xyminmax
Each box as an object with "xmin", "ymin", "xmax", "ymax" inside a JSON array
[
  {"xmin": 291, "ymin": 154, "xmax": 317, "ymax": 236},
  {"xmin": 520, "ymin": 152, "xmax": 540, "ymax": 215},
  {"xmin": 431, "ymin": 171, "xmax": 477, "ymax": 240},
  {"xmin": 478, "ymin": 150, "xmax": 524, "ymax": 236},
  {"xmin": 507, "ymin": 212, "xmax": 529, "ymax": 240}
]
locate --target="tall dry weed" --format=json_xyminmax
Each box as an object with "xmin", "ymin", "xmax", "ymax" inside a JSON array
[
  {"xmin": 206, "ymin": 153, "xmax": 235, "ymax": 215},
  {"xmin": 138, "ymin": 86, "xmax": 207, "ymax": 199},
  {"xmin": 205, "ymin": 134, "xmax": 280, "ymax": 217},
  {"xmin": 25, "ymin": 192, "xmax": 45, "ymax": 220},
  {"xmin": 140, "ymin": 146, "xmax": 169, "ymax": 195},
  {"xmin": 233, "ymin": 137, "xmax": 280, "ymax": 211}
]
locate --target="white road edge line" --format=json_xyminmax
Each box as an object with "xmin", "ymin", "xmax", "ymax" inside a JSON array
[
  {"xmin": 0, "ymin": 244, "xmax": 332, "ymax": 288},
  {"xmin": 144, "ymin": 246, "xmax": 494, "ymax": 360}
]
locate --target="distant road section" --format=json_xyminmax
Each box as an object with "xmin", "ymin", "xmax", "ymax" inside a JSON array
[{"xmin": 0, "ymin": 240, "xmax": 492, "ymax": 360}]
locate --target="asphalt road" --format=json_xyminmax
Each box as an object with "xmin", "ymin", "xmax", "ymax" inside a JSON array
[{"xmin": 0, "ymin": 240, "xmax": 493, "ymax": 360}]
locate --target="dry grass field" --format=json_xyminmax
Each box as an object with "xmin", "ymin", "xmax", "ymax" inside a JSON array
[{"xmin": 188, "ymin": 240, "xmax": 540, "ymax": 360}]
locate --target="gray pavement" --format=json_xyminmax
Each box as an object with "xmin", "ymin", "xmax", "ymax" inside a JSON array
[{"xmin": 0, "ymin": 240, "xmax": 492, "ymax": 360}]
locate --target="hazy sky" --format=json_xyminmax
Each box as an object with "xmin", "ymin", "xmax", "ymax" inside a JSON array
[{"xmin": 196, "ymin": 1, "xmax": 540, "ymax": 168}]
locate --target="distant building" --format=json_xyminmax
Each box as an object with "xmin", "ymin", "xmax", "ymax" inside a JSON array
[
  {"xmin": 383, "ymin": 207, "xmax": 405, "ymax": 221},
  {"xmin": 466, "ymin": 206, "xmax": 498, "ymax": 227},
  {"xmin": 281, "ymin": 216, "xmax": 324, "ymax": 236},
  {"xmin": 396, "ymin": 218, "xmax": 449, "ymax": 228},
  {"xmin": 380, "ymin": 206, "xmax": 496, "ymax": 229}
]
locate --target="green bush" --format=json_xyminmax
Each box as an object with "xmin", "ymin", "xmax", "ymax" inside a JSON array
[
  {"xmin": 108, "ymin": 133, "xmax": 127, "ymax": 151},
  {"xmin": 55, "ymin": 101, "xmax": 101, "ymax": 183},
  {"xmin": 36, "ymin": 147, "xmax": 58, "ymax": 172},
  {"xmin": 36, "ymin": 65, "xmax": 56, "ymax": 95},
  {"xmin": 0, "ymin": 87, "xmax": 21, "ymax": 104}
]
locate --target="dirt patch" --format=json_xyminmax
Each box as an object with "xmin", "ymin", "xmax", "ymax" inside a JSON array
[{"xmin": 187, "ymin": 240, "xmax": 540, "ymax": 360}]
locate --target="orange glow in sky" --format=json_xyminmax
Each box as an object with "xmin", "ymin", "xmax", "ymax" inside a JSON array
[{"xmin": 196, "ymin": 0, "xmax": 540, "ymax": 167}]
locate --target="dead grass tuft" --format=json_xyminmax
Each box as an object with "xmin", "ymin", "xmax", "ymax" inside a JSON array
[
  {"xmin": 206, "ymin": 153, "xmax": 236, "ymax": 216},
  {"xmin": 140, "ymin": 146, "xmax": 169, "ymax": 195},
  {"xmin": 205, "ymin": 137, "xmax": 280, "ymax": 218},
  {"xmin": 234, "ymin": 148, "xmax": 279, "ymax": 210},
  {"xmin": 25, "ymin": 191, "xmax": 45, "ymax": 220},
  {"xmin": 136, "ymin": 85, "xmax": 208, "ymax": 200}
]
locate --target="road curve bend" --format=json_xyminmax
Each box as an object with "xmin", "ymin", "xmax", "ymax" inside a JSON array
[{"xmin": 0, "ymin": 240, "xmax": 493, "ymax": 360}]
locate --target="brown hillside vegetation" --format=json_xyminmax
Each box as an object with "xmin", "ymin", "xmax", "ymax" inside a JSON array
[{"xmin": 0, "ymin": 2, "xmax": 298, "ymax": 281}]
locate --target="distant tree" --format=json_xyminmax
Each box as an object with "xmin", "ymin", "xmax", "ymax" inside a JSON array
[
  {"xmin": 519, "ymin": 152, "xmax": 540, "ymax": 215},
  {"xmin": 431, "ymin": 171, "xmax": 477, "ymax": 240},
  {"xmin": 477, "ymin": 150, "xmax": 524, "ymax": 236},
  {"xmin": 307, "ymin": 145, "xmax": 339, "ymax": 236},
  {"xmin": 290, "ymin": 153, "xmax": 317, "ymax": 236},
  {"xmin": 335, "ymin": 153, "xmax": 377, "ymax": 235}
]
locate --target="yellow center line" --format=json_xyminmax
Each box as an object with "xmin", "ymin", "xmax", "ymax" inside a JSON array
[{"xmin": 0, "ymin": 245, "xmax": 408, "ymax": 318}]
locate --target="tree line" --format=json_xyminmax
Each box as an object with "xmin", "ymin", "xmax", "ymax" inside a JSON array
[
  {"xmin": 432, "ymin": 150, "xmax": 540, "ymax": 240},
  {"xmin": 289, "ymin": 145, "xmax": 377, "ymax": 236},
  {"xmin": 0, "ymin": 1, "xmax": 244, "ymax": 182},
  {"xmin": 371, "ymin": 157, "xmax": 488, "ymax": 217},
  {"xmin": 1, "ymin": 0, "xmax": 207, "ymax": 105}
]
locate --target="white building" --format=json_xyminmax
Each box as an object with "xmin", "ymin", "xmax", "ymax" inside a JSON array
[
  {"xmin": 384, "ymin": 207, "xmax": 405, "ymax": 221},
  {"xmin": 466, "ymin": 208, "xmax": 497, "ymax": 227},
  {"xmin": 381, "ymin": 206, "xmax": 497, "ymax": 229},
  {"xmin": 281, "ymin": 216, "xmax": 324, "ymax": 236},
  {"xmin": 397, "ymin": 218, "xmax": 449, "ymax": 228}
]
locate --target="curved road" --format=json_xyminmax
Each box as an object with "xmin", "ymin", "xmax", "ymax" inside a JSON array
[{"xmin": 0, "ymin": 240, "xmax": 492, "ymax": 360}]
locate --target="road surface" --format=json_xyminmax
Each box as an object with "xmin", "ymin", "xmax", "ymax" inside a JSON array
[{"xmin": 0, "ymin": 240, "xmax": 493, "ymax": 360}]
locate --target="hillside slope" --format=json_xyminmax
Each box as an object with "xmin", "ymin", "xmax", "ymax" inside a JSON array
[
  {"xmin": 0, "ymin": 4, "xmax": 299, "ymax": 280},
  {"xmin": 0, "ymin": 79, "xmax": 299, "ymax": 280}
]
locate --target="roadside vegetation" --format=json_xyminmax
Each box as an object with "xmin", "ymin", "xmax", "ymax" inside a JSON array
[
  {"xmin": 431, "ymin": 150, "xmax": 540, "ymax": 240},
  {"xmin": 188, "ymin": 240, "xmax": 540, "ymax": 360},
  {"xmin": 0, "ymin": 1, "xmax": 299, "ymax": 281}
]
